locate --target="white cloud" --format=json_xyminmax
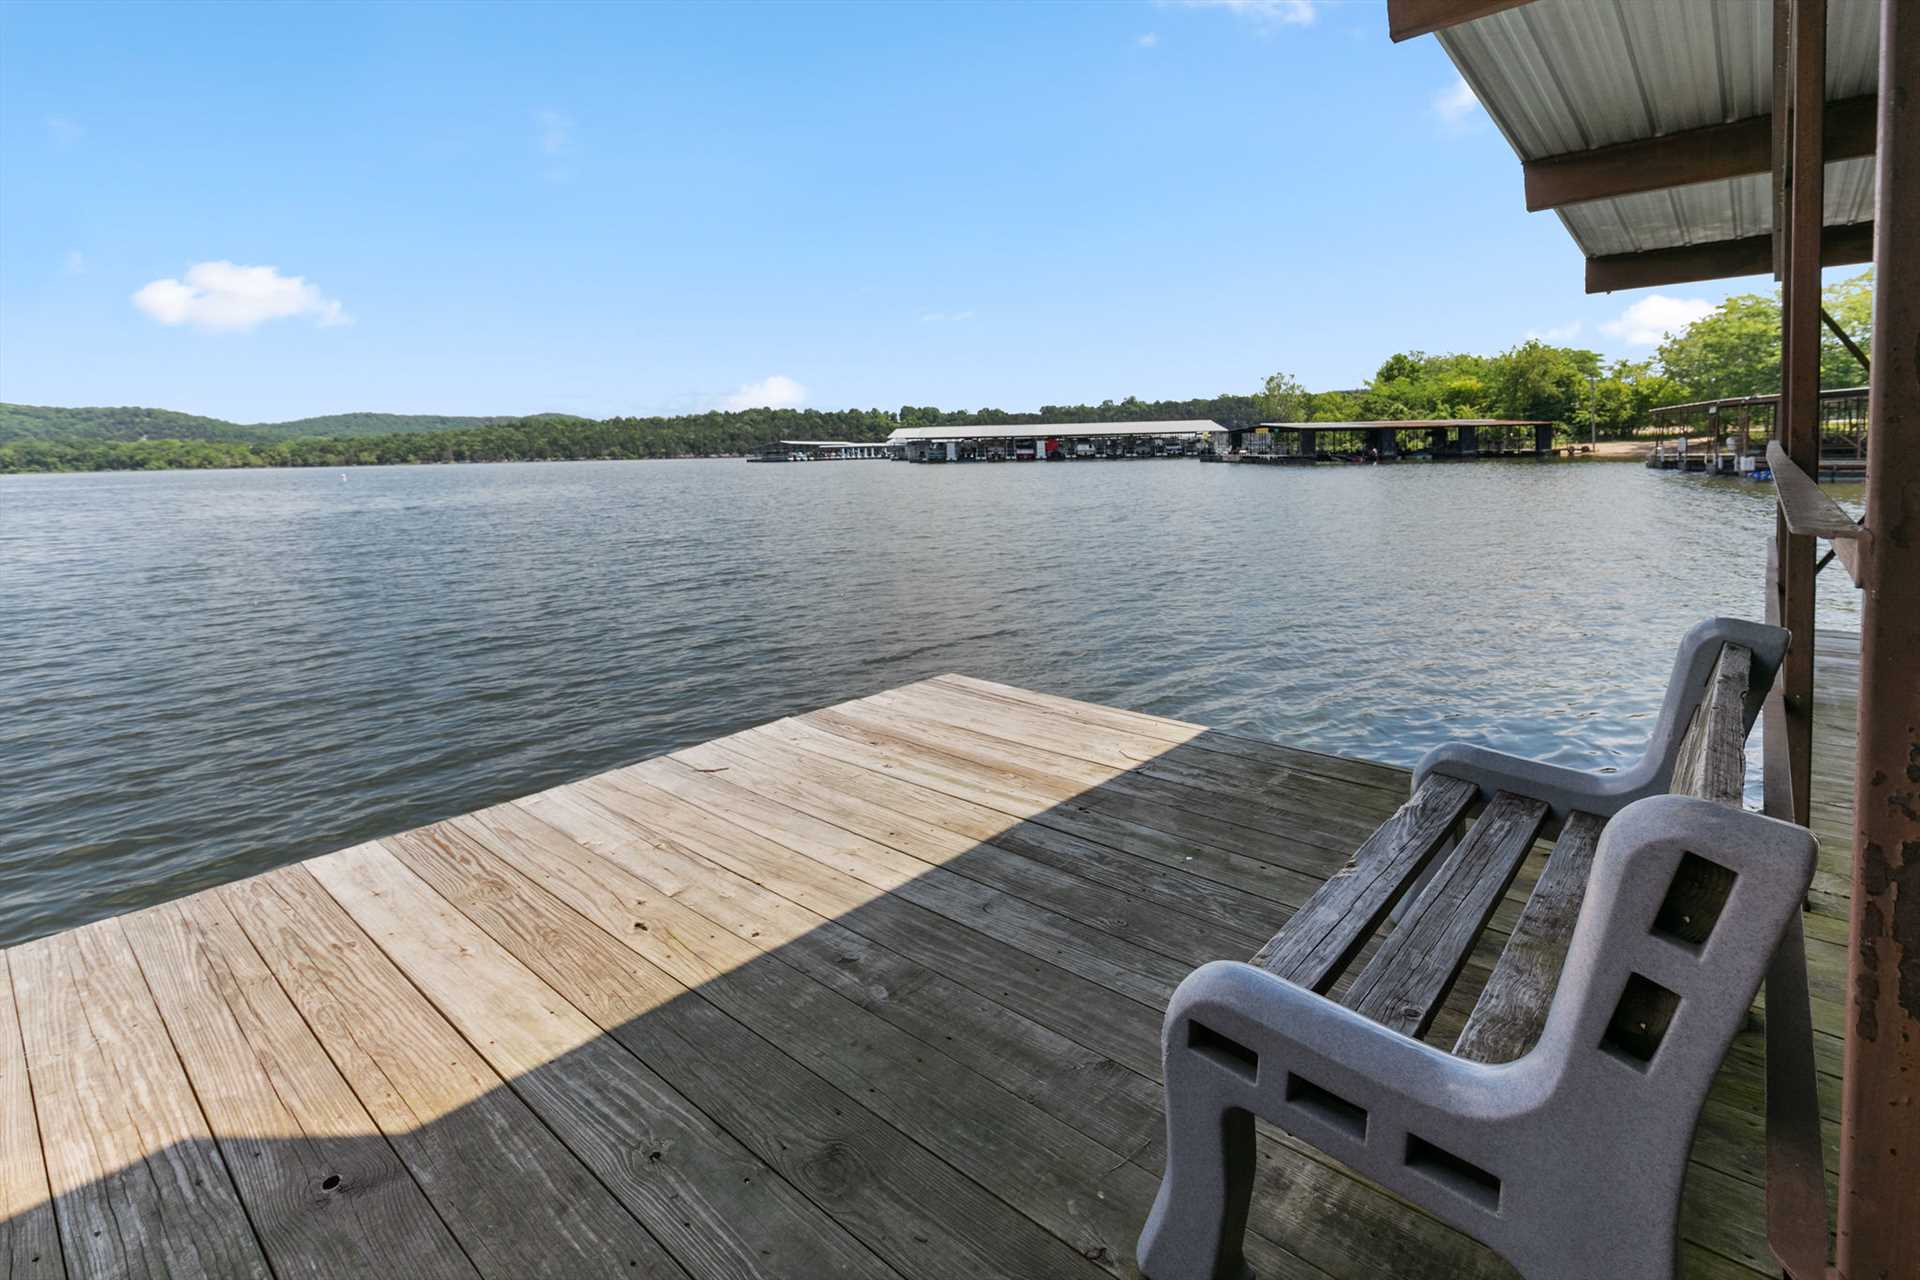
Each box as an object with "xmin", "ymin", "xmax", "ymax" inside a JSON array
[
  {"xmin": 132, "ymin": 261, "xmax": 349, "ymax": 332},
  {"xmin": 1434, "ymin": 75, "xmax": 1481, "ymax": 125},
  {"xmin": 1527, "ymin": 320, "xmax": 1582, "ymax": 343},
  {"xmin": 64, "ymin": 250, "xmax": 87, "ymax": 275},
  {"xmin": 720, "ymin": 375, "xmax": 807, "ymax": 411},
  {"xmin": 46, "ymin": 114, "xmax": 84, "ymax": 146},
  {"xmin": 1137, "ymin": 31, "xmax": 1161, "ymax": 47},
  {"xmin": 919, "ymin": 309, "xmax": 976, "ymax": 323},
  {"xmin": 1163, "ymin": 0, "xmax": 1314, "ymax": 27},
  {"xmin": 1601, "ymin": 294, "xmax": 1716, "ymax": 346}
]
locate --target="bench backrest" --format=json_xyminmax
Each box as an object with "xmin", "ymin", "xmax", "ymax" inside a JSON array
[{"xmin": 1668, "ymin": 641, "xmax": 1751, "ymax": 808}]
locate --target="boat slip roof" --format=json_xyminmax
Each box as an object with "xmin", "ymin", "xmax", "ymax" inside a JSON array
[{"xmin": 884, "ymin": 420, "xmax": 1219, "ymax": 444}]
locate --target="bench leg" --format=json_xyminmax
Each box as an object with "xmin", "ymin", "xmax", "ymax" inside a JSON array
[{"xmin": 1138, "ymin": 1044, "xmax": 1257, "ymax": 1280}]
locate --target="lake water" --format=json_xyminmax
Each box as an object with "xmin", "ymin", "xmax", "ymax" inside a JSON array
[{"xmin": 0, "ymin": 458, "xmax": 1862, "ymax": 945}]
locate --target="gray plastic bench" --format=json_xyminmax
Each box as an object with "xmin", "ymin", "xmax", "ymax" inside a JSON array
[{"xmin": 1137, "ymin": 618, "xmax": 1818, "ymax": 1280}]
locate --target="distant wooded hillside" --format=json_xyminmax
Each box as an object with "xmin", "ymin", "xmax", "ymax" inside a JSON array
[
  {"xmin": 0, "ymin": 404, "xmax": 544, "ymax": 445},
  {"xmin": 0, "ymin": 397, "xmax": 1268, "ymax": 473}
]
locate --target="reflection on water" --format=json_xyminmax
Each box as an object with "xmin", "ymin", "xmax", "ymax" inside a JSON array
[{"xmin": 0, "ymin": 458, "xmax": 1860, "ymax": 944}]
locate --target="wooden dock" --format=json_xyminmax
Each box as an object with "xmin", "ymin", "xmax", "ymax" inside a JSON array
[{"xmin": 1, "ymin": 638, "xmax": 1864, "ymax": 1280}]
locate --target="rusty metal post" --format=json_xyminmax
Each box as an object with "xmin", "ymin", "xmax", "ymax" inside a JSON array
[
  {"xmin": 1776, "ymin": 0, "xmax": 1824, "ymax": 830},
  {"xmin": 1836, "ymin": 1, "xmax": 1920, "ymax": 1272}
]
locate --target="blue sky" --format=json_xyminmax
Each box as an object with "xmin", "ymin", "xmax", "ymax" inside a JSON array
[{"xmin": 0, "ymin": 0, "xmax": 1803, "ymax": 423}]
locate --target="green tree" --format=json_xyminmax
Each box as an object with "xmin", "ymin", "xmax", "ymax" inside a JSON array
[
  {"xmin": 1256, "ymin": 372, "xmax": 1310, "ymax": 423},
  {"xmin": 1654, "ymin": 293, "xmax": 1780, "ymax": 398},
  {"xmin": 1307, "ymin": 390, "xmax": 1362, "ymax": 422},
  {"xmin": 1820, "ymin": 268, "xmax": 1872, "ymax": 386},
  {"xmin": 1488, "ymin": 340, "xmax": 1600, "ymax": 423}
]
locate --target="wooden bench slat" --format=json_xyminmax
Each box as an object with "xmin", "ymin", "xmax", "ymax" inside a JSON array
[
  {"xmin": 1342, "ymin": 791, "xmax": 1550, "ymax": 1039},
  {"xmin": 1672, "ymin": 643, "xmax": 1752, "ymax": 807},
  {"xmin": 1249, "ymin": 773, "xmax": 1478, "ymax": 991},
  {"xmin": 1452, "ymin": 809, "xmax": 1608, "ymax": 1064}
]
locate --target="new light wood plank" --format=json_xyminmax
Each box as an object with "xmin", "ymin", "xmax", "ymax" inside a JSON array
[
  {"xmin": 119, "ymin": 893, "xmax": 477, "ymax": 1280},
  {"xmin": 1251, "ymin": 774, "xmax": 1479, "ymax": 991},
  {"xmin": 220, "ymin": 866, "xmax": 679, "ymax": 1280},
  {"xmin": 308, "ymin": 842, "xmax": 897, "ymax": 1280},
  {"xmin": 0, "ymin": 953, "xmax": 63, "ymax": 1280},
  {"xmin": 1344, "ymin": 793, "xmax": 1550, "ymax": 1038},
  {"xmin": 9, "ymin": 922, "xmax": 271, "ymax": 1280},
  {"xmin": 1453, "ymin": 811, "xmax": 1608, "ymax": 1064}
]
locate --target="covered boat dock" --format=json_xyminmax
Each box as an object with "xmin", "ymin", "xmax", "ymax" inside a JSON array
[
  {"xmin": 1225, "ymin": 419, "xmax": 1559, "ymax": 463},
  {"xmin": 884, "ymin": 420, "xmax": 1218, "ymax": 463}
]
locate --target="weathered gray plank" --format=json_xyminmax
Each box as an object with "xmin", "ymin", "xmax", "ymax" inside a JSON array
[
  {"xmin": 698, "ymin": 728, "xmax": 1280, "ymax": 951},
  {"xmin": 1673, "ymin": 644, "xmax": 1753, "ymax": 808},
  {"xmin": 385, "ymin": 817, "xmax": 1125, "ymax": 1280},
  {"xmin": 0, "ymin": 952, "xmax": 64, "ymax": 1280},
  {"xmin": 1343, "ymin": 793, "xmax": 1550, "ymax": 1038},
  {"xmin": 670, "ymin": 736, "xmax": 1267, "ymax": 967},
  {"xmin": 1251, "ymin": 774, "xmax": 1479, "ymax": 990},
  {"xmin": 1765, "ymin": 443, "xmax": 1866, "ymax": 540},
  {"xmin": 1452, "ymin": 810, "xmax": 1608, "ymax": 1064},
  {"xmin": 928, "ymin": 674, "xmax": 1410, "ymax": 794}
]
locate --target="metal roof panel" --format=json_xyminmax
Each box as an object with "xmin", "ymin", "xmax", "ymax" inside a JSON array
[{"xmin": 1434, "ymin": 0, "xmax": 1881, "ymax": 262}]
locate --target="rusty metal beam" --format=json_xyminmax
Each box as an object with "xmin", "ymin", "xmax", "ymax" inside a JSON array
[
  {"xmin": 1584, "ymin": 221, "xmax": 1872, "ymax": 293},
  {"xmin": 1765, "ymin": 9, "xmax": 1827, "ymax": 1274},
  {"xmin": 1386, "ymin": 0, "xmax": 1532, "ymax": 43},
  {"xmin": 1820, "ymin": 306, "xmax": 1870, "ymax": 374},
  {"xmin": 1836, "ymin": 0, "xmax": 1920, "ymax": 1271},
  {"xmin": 1779, "ymin": 0, "xmax": 1823, "ymax": 831},
  {"xmin": 1525, "ymin": 94, "xmax": 1876, "ymax": 211}
]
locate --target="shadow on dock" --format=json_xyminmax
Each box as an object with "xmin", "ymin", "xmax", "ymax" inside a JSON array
[{"xmin": 6, "ymin": 659, "xmax": 1859, "ymax": 1280}]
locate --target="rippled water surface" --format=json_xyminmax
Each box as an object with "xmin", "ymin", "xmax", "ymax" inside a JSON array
[{"xmin": 0, "ymin": 458, "xmax": 1861, "ymax": 944}]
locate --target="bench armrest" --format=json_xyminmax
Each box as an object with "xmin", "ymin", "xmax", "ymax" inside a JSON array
[
  {"xmin": 1145, "ymin": 795, "xmax": 1816, "ymax": 1280},
  {"xmin": 1410, "ymin": 617, "xmax": 1788, "ymax": 820}
]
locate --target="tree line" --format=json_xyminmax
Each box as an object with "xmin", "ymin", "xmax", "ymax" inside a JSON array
[
  {"xmin": 0, "ymin": 270, "xmax": 1872, "ymax": 474},
  {"xmin": 1254, "ymin": 269, "xmax": 1871, "ymax": 438}
]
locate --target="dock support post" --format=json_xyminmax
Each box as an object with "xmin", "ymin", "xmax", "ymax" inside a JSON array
[
  {"xmin": 1773, "ymin": 0, "xmax": 1823, "ymax": 830},
  {"xmin": 1533, "ymin": 423, "xmax": 1554, "ymax": 456},
  {"xmin": 1459, "ymin": 425, "xmax": 1477, "ymax": 455},
  {"xmin": 1835, "ymin": 0, "xmax": 1920, "ymax": 1272}
]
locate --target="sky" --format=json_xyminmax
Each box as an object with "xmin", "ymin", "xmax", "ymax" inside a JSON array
[{"xmin": 0, "ymin": 0, "xmax": 1832, "ymax": 423}]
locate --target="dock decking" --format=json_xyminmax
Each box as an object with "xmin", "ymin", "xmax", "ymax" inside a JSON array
[{"xmin": 2, "ymin": 639, "xmax": 1863, "ymax": 1280}]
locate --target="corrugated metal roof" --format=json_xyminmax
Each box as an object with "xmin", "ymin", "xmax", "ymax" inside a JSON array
[
  {"xmin": 1255, "ymin": 419, "xmax": 1548, "ymax": 430},
  {"xmin": 1438, "ymin": 0, "xmax": 1880, "ymax": 260},
  {"xmin": 775, "ymin": 440, "xmax": 884, "ymax": 447},
  {"xmin": 884, "ymin": 420, "xmax": 1218, "ymax": 444}
]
